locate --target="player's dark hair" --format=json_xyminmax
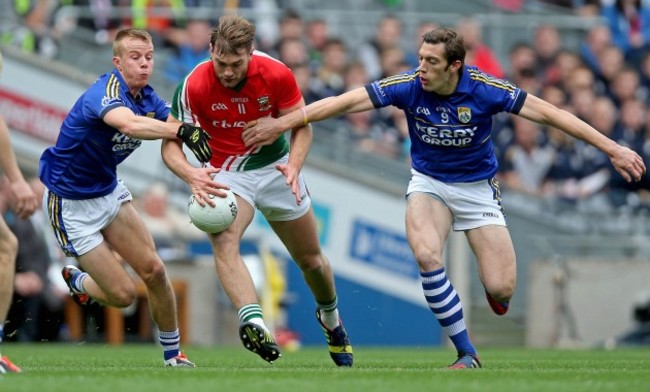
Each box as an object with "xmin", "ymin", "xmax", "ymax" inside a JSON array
[
  {"xmin": 211, "ymin": 15, "xmax": 256, "ymax": 56},
  {"xmin": 113, "ymin": 29, "xmax": 153, "ymax": 56},
  {"xmin": 423, "ymin": 27, "xmax": 465, "ymax": 73}
]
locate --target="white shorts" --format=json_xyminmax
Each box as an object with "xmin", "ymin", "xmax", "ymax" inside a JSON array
[
  {"xmin": 406, "ymin": 169, "xmax": 507, "ymax": 231},
  {"xmin": 209, "ymin": 154, "xmax": 311, "ymax": 222},
  {"xmin": 43, "ymin": 180, "xmax": 133, "ymax": 257}
]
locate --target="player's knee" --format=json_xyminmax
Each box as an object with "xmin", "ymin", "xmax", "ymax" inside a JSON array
[
  {"xmin": 137, "ymin": 259, "xmax": 167, "ymax": 285},
  {"xmin": 296, "ymin": 252, "xmax": 326, "ymax": 273},
  {"xmin": 109, "ymin": 285, "xmax": 137, "ymax": 307},
  {"xmin": 487, "ymin": 282, "xmax": 515, "ymax": 302},
  {"xmin": 412, "ymin": 247, "xmax": 444, "ymax": 270}
]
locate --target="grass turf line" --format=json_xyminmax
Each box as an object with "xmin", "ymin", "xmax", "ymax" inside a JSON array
[{"xmin": 0, "ymin": 344, "xmax": 648, "ymax": 392}]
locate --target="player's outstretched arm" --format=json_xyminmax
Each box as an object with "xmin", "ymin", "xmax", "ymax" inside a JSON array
[
  {"xmin": 104, "ymin": 107, "xmax": 212, "ymax": 162},
  {"xmin": 242, "ymin": 87, "xmax": 375, "ymax": 147},
  {"xmin": 517, "ymin": 94, "xmax": 646, "ymax": 182}
]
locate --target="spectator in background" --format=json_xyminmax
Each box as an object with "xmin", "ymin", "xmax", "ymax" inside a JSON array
[
  {"xmin": 595, "ymin": 44, "xmax": 626, "ymax": 100},
  {"xmin": 571, "ymin": 89, "xmax": 598, "ymax": 123},
  {"xmin": 311, "ymin": 38, "xmax": 348, "ymax": 99},
  {"xmin": 270, "ymin": 9, "xmax": 305, "ymax": 59},
  {"xmin": 2, "ymin": 0, "xmax": 61, "ymax": 58},
  {"xmin": 127, "ymin": 0, "xmax": 187, "ymax": 48},
  {"xmin": 164, "ymin": 19, "xmax": 211, "ymax": 85},
  {"xmin": 498, "ymin": 116, "xmax": 555, "ymax": 196},
  {"xmin": 601, "ymin": 0, "xmax": 650, "ymax": 66},
  {"xmin": 507, "ymin": 42, "xmax": 542, "ymax": 94},
  {"xmin": 378, "ymin": 46, "xmax": 407, "ymax": 78},
  {"xmin": 343, "ymin": 61, "xmax": 370, "ymax": 90},
  {"xmin": 405, "ymin": 21, "xmax": 439, "ymax": 68},
  {"xmin": 609, "ymin": 66, "xmax": 646, "ymax": 106},
  {"xmin": 609, "ymin": 98, "xmax": 650, "ymax": 208},
  {"xmin": 545, "ymin": 49, "xmax": 583, "ymax": 89},
  {"xmin": 507, "ymin": 42, "xmax": 538, "ymax": 81},
  {"xmin": 357, "ymin": 14, "xmax": 403, "ymax": 80},
  {"xmin": 292, "ymin": 63, "xmax": 320, "ymax": 104},
  {"xmin": 579, "ymin": 23, "xmax": 612, "ymax": 76},
  {"xmin": 135, "ymin": 181, "xmax": 204, "ymax": 263},
  {"xmin": 306, "ymin": 18, "xmax": 329, "ymax": 69},
  {"xmin": 637, "ymin": 50, "xmax": 650, "ymax": 95},
  {"xmin": 456, "ymin": 16, "xmax": 504, "ymax": 78},
  {"xmin": 71, "ymin": 0, "xmax": 123, "ymax": 45},
  {"xmin": 277, "ymin": 38, "xmax": 308, "ymax": 71},
  {"xmin": 565, "ymin": 65, "xmax": 598, "ymax": 97},
  {"xmin": 533, "ymin": 24, "xmax": 563, "ymax": 81}
]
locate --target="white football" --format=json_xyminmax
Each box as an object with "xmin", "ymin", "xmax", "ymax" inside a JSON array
[{"xmin": 188, "ymin": 190, "xmax": 238, "ymax": 233}]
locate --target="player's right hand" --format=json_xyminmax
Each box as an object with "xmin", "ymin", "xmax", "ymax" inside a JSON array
[
  {"xmin": 177, "ymin": 123, "xmax": 213, "ymax": 163},
  {"xmin": 242, "ymin": 117, "xmax": 283, "ymax": 147},
  {"xmin": 10, "ymin": 180, "xmax": 38, "ymax": 219}
]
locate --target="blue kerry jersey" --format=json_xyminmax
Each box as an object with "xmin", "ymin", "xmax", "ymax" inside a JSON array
[
  {"xmin": 39, "ymin": 69, "xmax": 170, "ymax": 199},
  {"xmin": 365, "ymin": 66, "xmax": 527, "ymax": 183}
]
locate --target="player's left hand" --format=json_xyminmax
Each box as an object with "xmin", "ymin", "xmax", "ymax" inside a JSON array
[
  {"xmin": 275, "ymin": 163, "xmax": 302, "ymax": 205},
  {"xmin": 177, "ymin": 123, "xmax": 213, "ymax": 163},
  {"xmin": 10, "ymin": 180, "xmax": 38, "ymax": 219},
  {"xmin": 242, "ymin": 117, "xmax": 284, "ymax": 148},
  {"xmin": 610, "ymin": 145, "xmax": 646, "ymax": 182}
]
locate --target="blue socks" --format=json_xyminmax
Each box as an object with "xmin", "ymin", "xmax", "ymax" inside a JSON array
[{"xmin": 421, "ymin": 267, "xmax": 477, "ymax": 355}]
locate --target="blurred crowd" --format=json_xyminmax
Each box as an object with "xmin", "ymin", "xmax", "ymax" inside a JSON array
[{"xmin": 3, "ymin": 0, "xmax": 650, "ymax": 214}]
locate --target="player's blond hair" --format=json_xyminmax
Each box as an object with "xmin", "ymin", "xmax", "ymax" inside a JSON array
[
  {"xmin": 210, "ymin": 15, "xmax": 256, "ymax": 56},
  {"xmin": 112, "ymin": 29, "xmax": 153, "ymax": 56}
]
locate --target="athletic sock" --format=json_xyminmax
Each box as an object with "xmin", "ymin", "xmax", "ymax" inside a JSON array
[
  {"xmin": 421, "ymin": 267, "xmax": 477, "ymax": 355},
  {"xmin": 237, "ymin": 303, "xmax": 270, "ymax": 331},
  {"xmin": 71, "ymin": 272, "xmax": 88, "ymax": 294},
  {"xmin": 317, "ymin": 296, "xmax": 341, "ymax": 330},
  {"xmin": 159, "ymin": 329, "xmax": 180, "ymax": 360}
]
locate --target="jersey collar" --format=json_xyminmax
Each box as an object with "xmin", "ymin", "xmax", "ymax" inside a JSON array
[
  {"xmin": 454, "ymin": 66, "xmax": 472, "ymax": 94},
  {"xmin": 111, "ymin": 68, "xmax": 154, "ymax": 101}
]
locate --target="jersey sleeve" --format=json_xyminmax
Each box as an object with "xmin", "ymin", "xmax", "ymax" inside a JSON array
[
  {"xmin": 151, "ymin": 91, "xmax": 172, "ymax": 121},
  {"xmin": 171, "ymin": 79, "xmax": 197, "ymax": 123},
  {"xmin": 473, "ymin": 72, "xmax": 527, "ymax": 115},
  {"xmin": 271, "ymin": 63, "xmax": 303, "ymax": 110},
  {"xmin": 88, "ymin": 77, "xmax": 125, "ymax": 120},
  {"xmin": 365, "ymin": 71, "xmax": 419, "ymax": 110}
]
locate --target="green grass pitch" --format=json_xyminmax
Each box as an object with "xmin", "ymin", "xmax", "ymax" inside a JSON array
[{"xmin": 1, "ymin": 344, "xmax": 648, "ymax": 392}]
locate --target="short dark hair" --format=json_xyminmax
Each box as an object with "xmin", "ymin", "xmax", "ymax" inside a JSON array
[{"xmin": 422, "ymin": 27, "xmax": 466, "ymax": 69}]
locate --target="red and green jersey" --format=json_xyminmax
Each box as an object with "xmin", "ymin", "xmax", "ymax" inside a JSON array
[{"xmin": 171, "ymin": 51, "xmax": 302, "ymax": 171}]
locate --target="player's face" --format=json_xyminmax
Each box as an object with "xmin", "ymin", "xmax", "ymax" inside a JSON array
[
  {"xmin": 113, "ymin": 38, "xmax": 154, "ymax": 93},
  {"xmin": 211, "ymin": 47, "xmax": 252, "ymax": 89},
  {"xmin": 417, "ymin": 42, "xmax": 461, "ymax": 95}
]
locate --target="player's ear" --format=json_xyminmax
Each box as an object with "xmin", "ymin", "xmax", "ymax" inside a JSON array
[
  {"xmin": 113, "ymin": 56, "xmax": 121, "ymax": 71},
  {"xmin": 450, "ymin": 60, "xmax": 462, "ymax": 73}
]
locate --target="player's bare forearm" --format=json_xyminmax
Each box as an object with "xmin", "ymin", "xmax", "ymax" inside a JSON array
[
  {"xmin": 0, "ymin": 115, "xmax": 25, "ymax": 183},
  {"xmin": 161, "ymin": 138, "xmax": 194, "ymax": 183},
  {"xmin": 243, "ymin": 87, "xmax": 373, "ymax": 147},
  {"xmin": 104, "ymin": 107, "xmax": 178, "ymax": 140},
  {"xmin": 287, "ymin": 124, "xmax": 312, "ymax": 170},
  {"xmin": 519, "ymin": 94, "xmax": 645, "ymax": 181}
]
